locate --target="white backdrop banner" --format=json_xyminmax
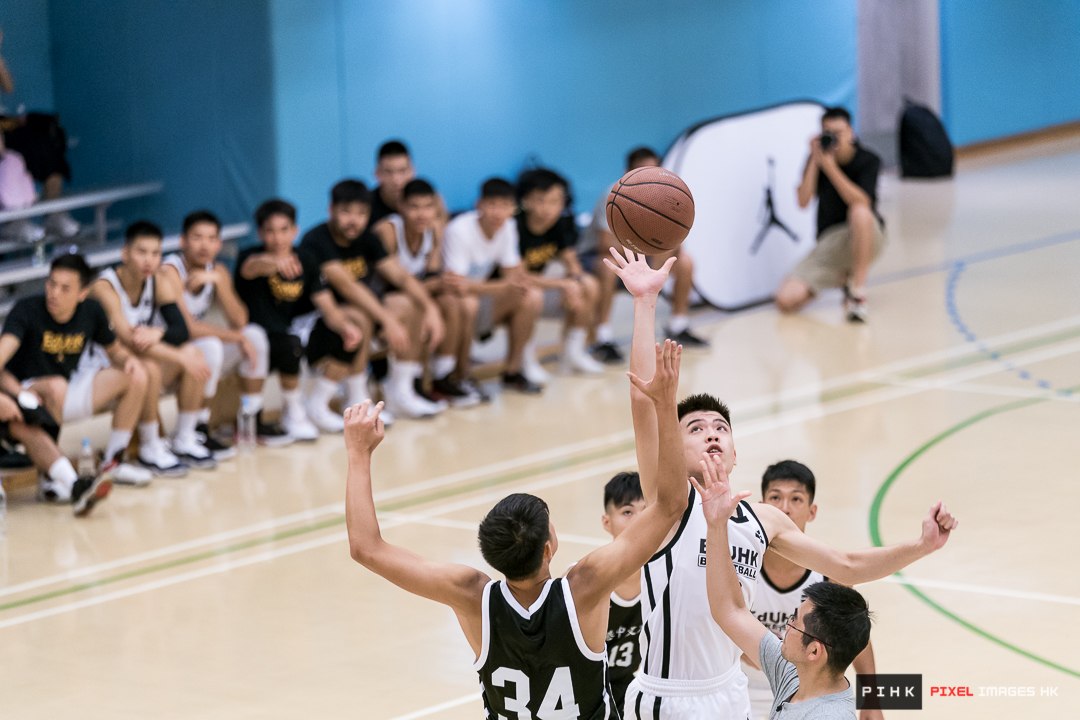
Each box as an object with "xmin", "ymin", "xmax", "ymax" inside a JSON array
[{"xmin": 664, "ymin": 101, "xmax": 825, "ymax": 310}]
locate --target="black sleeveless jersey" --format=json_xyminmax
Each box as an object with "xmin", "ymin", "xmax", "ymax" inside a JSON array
[
  {"xmin": 474, "ymin": 578, "xmax": 618, "ymax": 720},
  {"xmin": 606, "ymin": 592, "xmax": 642, "ymax": 712}
]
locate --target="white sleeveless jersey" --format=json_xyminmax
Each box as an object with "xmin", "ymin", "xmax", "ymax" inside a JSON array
[
  {"xmin": 99, "ymin": 266, "xmax": 155, "ymax": 327},
  {"xmin": 163, "ymin": 253, "xmax": 215, "ymax": 320},
  {"xmin": 640, "ymin": 490, "xmax": 769, "ymax": 681},
  {"xmin": 386, "ymin": 214, "xmax": 433, "ymax": 278}
]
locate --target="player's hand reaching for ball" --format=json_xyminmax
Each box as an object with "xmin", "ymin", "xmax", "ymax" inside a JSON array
[
  {"xmin": 626, "ymin": 339, "xmax": 681, "ymax": 405},
  {"xmin": 344, "ymin": 400, "xmax": 385, "ymax": 455},
  {"xmin": 919, "ymin": 501, "xmax": 959, "ymax": 552},
  {"xmin": 603, "ymin": 246, "xmax": 676, "ymax": 299},
  {"xmin": 691, "ymin": 452, "xmax": 751, "ymax": 526}
]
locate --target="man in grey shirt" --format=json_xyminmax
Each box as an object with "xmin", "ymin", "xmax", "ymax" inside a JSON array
[{"xmin": 691, "ymin": 449, "xmax": 957, "ymax": 719}]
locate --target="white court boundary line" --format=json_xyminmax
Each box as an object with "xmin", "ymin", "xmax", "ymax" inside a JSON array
[
  {"xmin": 384, "ymin": 693, "xmax": 482, "ymax": 720},
  {"xmin": 4, "ymin": 316, "xmax": 1080, "ymax": 608}
]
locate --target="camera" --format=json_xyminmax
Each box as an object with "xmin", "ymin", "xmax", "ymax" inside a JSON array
[{"xmin": 820, "ymin": 131, "xmax": 837, "ymax": 150}]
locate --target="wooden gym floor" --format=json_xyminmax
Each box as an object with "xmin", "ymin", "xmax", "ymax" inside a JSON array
[{"xmin": 1, "ymin": 135, "xmax": 1078, "ymax": 718}]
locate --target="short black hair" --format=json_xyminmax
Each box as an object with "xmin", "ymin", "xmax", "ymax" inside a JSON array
[
  {"xmin": 182, "ymin": 210, "xmax": 221, "ymax": 235},
  {"xmin": 377, "ymin": 140, "xmax": 410, "ymax": 161},
  {"xmin": 626, "ymin": 146, "xmax": 660, "ymax": 171},
  {"xmin": 604, "ymin": 472, "xmax": 642, "ymax": 511},
  {"xmin": 255, "ymin": 198, "xmax": 297, "ymax": 228},
  {"xmin": 517, "ymin": 168, "xmax": 571, "ymax": 206},
  {"xmin": 402, "ymin": 178, "xmax": 436, "ymax": 201},
  {"xmin": 677, "ymin": 393, "xmax": 732, "ymax": 427},
  {"xmin": 480, "ymin": 177, "xmax": 516, "ymax": 200},
  {"xmin": 125, "ymin": 220, "xmax": 163, "ymax": 245},
  {"xmin": 822, "ymin": 106, "xmax": 852, "ymax": 124},
  {"xmin": 478, "ymin": 493, "xmax": 551, "ymax": 581},
  {"xmin": 762, "ymin": 460, "xmax": 816, "ymax": 503},
  {"xmin": 330, "ymin": 179, "xmax": 371, "ymax": 207},
  {"xmin": 50, "ymin": 252, "xmax": 93, "ymax": 288},
  {"xmin": 800, "ymin": 582, "xmax": 872, "ymax": 675}
]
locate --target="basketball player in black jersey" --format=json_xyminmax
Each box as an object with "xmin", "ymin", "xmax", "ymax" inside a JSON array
[
  {"xmin": 344, "ymin": 339, "xmax": 689, "ymax": 720},
  {"xmin": 601, "ymin": 471, "xmax": 647, "ymax": 710}
]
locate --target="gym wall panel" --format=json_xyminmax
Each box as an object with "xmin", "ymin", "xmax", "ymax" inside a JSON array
[
  {"xmin": 0, "ymin": 0, "xmax": 55, "ymax": 114},
  {"xmin": 47, "ymin": 0, "xmax": 277, "ymax": 232},
  {"xmin": 270, "ymin": 0, "xmax": 857, "ymax": 225},
  {"xmin": 940, "ymin": 0, "xmax": 1080, "ymax": 145}
]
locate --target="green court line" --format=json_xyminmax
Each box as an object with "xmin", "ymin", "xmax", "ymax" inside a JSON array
[
  {"xmin": 3, "ymin": 330, "xmax": 1078, "ymax": 617},
  {"xmin": 869, "ymin": 388, "xmax": 1080, "ymax": 679}
]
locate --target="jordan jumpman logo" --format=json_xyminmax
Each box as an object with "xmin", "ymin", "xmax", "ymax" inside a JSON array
[{"xmin": 750, "ymin": 157, "xmax": 798, "ymax": 254}]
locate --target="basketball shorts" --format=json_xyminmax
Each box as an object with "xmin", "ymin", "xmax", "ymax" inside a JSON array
[
  {"xmin": 791, "ymin": 219, "xmax": 886, "ymax": 293},
  {"xmin": 624, "ymin": 665, "xmax": 752, "ymax": 720},
  {"xmin": 62, "ymin": 344, "xmax": 112, "ymax": 423},
  {"xmin": 305, "ymin": 317, "xmax": 358, "ymax": 365},
  {"xmin": 190, "ymin": 325, "xmax": 270, "ymax": 397},
  {"xmin": 266, "ymin": 331, "xmax": 304, "ymax": 376}
]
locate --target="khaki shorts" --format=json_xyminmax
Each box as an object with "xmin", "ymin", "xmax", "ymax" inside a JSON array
[{"xmin": 791, "ymin": 219, "xmax": 886, "ymax": 293}]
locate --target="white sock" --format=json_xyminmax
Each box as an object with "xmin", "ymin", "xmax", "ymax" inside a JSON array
[
  {"xmin": 197, "ymin": 408, "xmax": 211, "ymax": 425},
  {"xmin": 433, "ymin": 355, "xmax": 456, "ymax": 381},
  {"xmin": 345, "ymin": 373, "xmax": 370, "ymax": 404},
  {"xmin": 566, "ymin": 328, "xmax": 587, "ymax": 353},
  {"xmin": 104, "ymin": 430, "xmax": 133, "ymax": 462},
  {"xmin": 596, "ymin": 324, "xmax": 614, "ymax": 343},
  {"xmin": 390, "ymin": 360, "xmax": 422, "ymax": 393},
  {"xmin": 49, "ymin": 457, "xmax": 78, "ymax": 489},
  {"xmin": 669, "ymin": 315, "xmax": 690, "ymax": 334},
  {"xmin": 240, "ymin": 394, "xmax": 263, "ymax": 415},
  {"xmin": 310, "ymin": 377, "xmax": 340, "ymax": 407},
  {"xmin": 282, "ymin": 388, "xmax": 302, "ymax": 412},
  {"xmin": 176, "ymin": 412, "xmax": 200, "ymax": 442},
  {"xmin": 139, "ymin": 421, "xmax": 160, "ymax": 448}
]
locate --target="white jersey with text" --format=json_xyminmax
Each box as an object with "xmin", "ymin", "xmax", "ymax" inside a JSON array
[
  {"xmin": 98, "ymin": 266, "xmax": 155, "ymax": 327},
  {"xmin": 163, "ymin": 253, "xmax": 215, "ymax": 320},
  {"xmin": 385, "ymin": 214, "xmax": 433, "ymax": 279}
]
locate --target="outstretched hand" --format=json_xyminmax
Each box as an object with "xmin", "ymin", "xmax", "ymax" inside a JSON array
[
  {"xmin": 603, "ymin": 246, "xmax": 676, "ymax": 299},
  {"xmin": 626, "ymin": 339, "xmax": 681, "ymax": 405},
  {"xmin": 344, "ymin": 400, "xmax": 386, "ymax": 455},
  {"xmin": 690, "ymin": 453, "xmax": 751, "ymax": 525},
  {"xmin": 919, "ymin": 501, "xmax": 959, "ymax": 552}
]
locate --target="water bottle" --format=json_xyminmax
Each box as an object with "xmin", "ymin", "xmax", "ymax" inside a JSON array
[
  {"xmin": 237, "ymin": 397, "xmax": 257, "ymax": 451},
  {"xmin": 0, "ymin": 483, "xmax": 7, "ymax": 538},
  {"xmin": 78, "ymin": 438, "xmax": 97, "ymax": 477}
]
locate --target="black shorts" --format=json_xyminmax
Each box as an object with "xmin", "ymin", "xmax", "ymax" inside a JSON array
[
  {"xmin": 305, "ymin": 318, "xmax": 358, "ymax": 365},
  {"xmin": 267, "ymin": 331, "xmax": 304, "ymax": 377}
]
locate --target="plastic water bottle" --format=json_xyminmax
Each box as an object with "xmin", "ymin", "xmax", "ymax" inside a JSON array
[
  {"xmin": 237, "ymin": 397, "xmax": 257, "ymax": 452},
  {"xmin": 0, "ymin": 483, "xmax": 6, "ymax": 538},
  {"xmin": 78, "ymin": 438, "xmax": 97, "ymax": 477}
]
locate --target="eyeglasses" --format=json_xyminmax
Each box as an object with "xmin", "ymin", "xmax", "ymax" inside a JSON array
[{"xmin": 786, "ymin": 619, "xmax": 832, "ymax": 648}]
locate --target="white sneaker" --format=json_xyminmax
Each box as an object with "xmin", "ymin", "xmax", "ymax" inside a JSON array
[
  {"xmin": 384, "ymin": 383, "xmax": 442, "ymax": 419},
  {"xmin": 37, "ymin": 476, "xmax": 72, "ymax": 503},
  {"xmin": 45, "ymin": 212, "xmax": 80, "ymax": 238},
  {"xmin": 172, "ymin": 433, "xmax": 217, "ymax": 470},
  {"xmin": 521, "ymin": 342, "xmax": 551, "ymax": 385},
  {"xmin": 113, "ymin": 462, "xmax": 153, "ymax": 487},
  {"xmin": 305, "ymin": 398, "xmax": 345, "ymax": 433},
  {"xmin": 562, "ymin": 331, "xmax": 605, "ymax": 375},
  {"xmin": 138, "ymin": 438, "xmax": 189, "ymax": 478},
  {"xmin": 282, "ymin": 403, "xmax": 320, "ymax": 442}
]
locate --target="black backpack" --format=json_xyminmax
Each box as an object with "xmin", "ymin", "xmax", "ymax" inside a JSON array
[{"xmin": 899, "ymin": 101, "xmax": 954, "ymax": 178}]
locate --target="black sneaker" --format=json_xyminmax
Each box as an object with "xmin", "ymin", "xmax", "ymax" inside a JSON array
[
  {"xmin": 667, "ymin": 328, "xmax": 710, "ymax": 348},
  {"xmin": 196, "ymin": 423, "xmax": 237, "ymax": 460},
  {"xmin": 502, "ymin": 372, "xmax": 544, "ymax": 395},
  {"xmin": 592, "ymin": 341, "xmax": 624, "ymax": 364},
  {"xmin": 256, "ymin": 411, "xmax": 294, "ymax": 448},
  {"xmin": 0, "ymin": 443, "xmax": 33, "ymax": 469},
  {"xmin": 460, "ymin": 378, "xmax": 493, "ymax": 404},
  {"xmin": 432, "ymin": 376, "xmax": 481, "ymax": 408},
  {"xmin": 72, "ymin": 473, "xmax": 112, "ymax": 518},
  {"xmin": 843, "ymin": 286, "xmax": 868, "ymax": 323},
  {"xmin": 413, "ymin": 378, "xmax": 446, "ymax": 405}
]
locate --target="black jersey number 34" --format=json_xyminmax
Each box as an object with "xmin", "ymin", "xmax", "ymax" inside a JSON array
[{"xmin": 492, "ymin": 665, "xmax": 580, "ymax": 719}]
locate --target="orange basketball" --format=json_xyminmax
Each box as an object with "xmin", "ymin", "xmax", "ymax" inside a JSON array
[{"xmin": 606, "ymin": 167, "xmax": 695, "ymax": 255}]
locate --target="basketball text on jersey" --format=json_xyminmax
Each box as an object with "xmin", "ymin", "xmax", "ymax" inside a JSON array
[
  {"xmin": 695, "ymin": 537, "xmax": 760, "ymax": 582},
  {"xmin": 268, "ymin": 274, "xmax": 304, "ymax": 303},
  {"xmin": 41, "ymin": 331, "xmax": 85, "ymax": 363},
  {"xmin": 342, "ymin": 256, "xmax": 368, "ymax": 280}
]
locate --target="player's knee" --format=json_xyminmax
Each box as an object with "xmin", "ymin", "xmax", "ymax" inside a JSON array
[
  {"xmin": 461, "ymin": 294, "xmax": 480, "ymax": 319},
  {"xmin": 847, "ymin": 203, "xmax": 874, "ymax": 226},
  {"xmin": 525, "ymin": 287, "xmax": 544, "ymax": 312},
  {"xmin": 128, "ymin": 360, "xmax": 149, "ymax": 391},
  {"xmin": 197, "ymin": 337, "xmax": 225, "ymax": 371},
  {"xmin": 243, "ymin": 324, "xmax": 270, "ymax": 358},
  {"xmin": 43, "ymin": 376, "xmax": 68, "ymax": 404}
]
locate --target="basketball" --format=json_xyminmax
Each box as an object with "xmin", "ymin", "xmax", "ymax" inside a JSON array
[{"xmin": 606, "ymin": 166, "xmax": 695, "ymax": 255}]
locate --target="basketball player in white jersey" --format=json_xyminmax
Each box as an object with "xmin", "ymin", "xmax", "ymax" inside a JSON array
[
  {"xmin": 92, "ymin": 221, "xmax": 214, "ymax": 476},
  {"xmin": 606, "ymin": 247, "xmax": 960, "ymax": 720},
  {"xmin": 371, "ymin": 179, "xmax": 479, "ymax": 407},
  {"xmin": 745, "ymin": 461, "xmax": 881, "ymax": 720},
  {"xmin": 345, "ymin": 339, "xmax": 689, "ymax": 720},
  {"xmin": 162, "ymin": 211, "xmax": 293, "ymax": 448}
]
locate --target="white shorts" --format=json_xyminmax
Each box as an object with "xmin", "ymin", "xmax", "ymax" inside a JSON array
[
  {"xmin": 624, "ymin": 665, "xmax": 752, "ymax": 720},
  {"xmin": 742, "ymin": 662, "xmax": 773, "ymax": 720},
  {"xmin": 191, "ymin": 325, "xmax": 270, "ymax": 396},
  {"xmin": 62, "ymin": 344, "xmax": 113, "ymax": 422},
  {"xmin": 289, "ymin": 311, "xmax": 320, "ymax": 347}
]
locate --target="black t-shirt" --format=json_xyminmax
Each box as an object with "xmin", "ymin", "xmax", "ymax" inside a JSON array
[
  {"xmin": 298, "ymin": 222, "xmax": 389, "ymax": 306},
  {"xmin": 234, "ymin": 247, "xmax": 325, "ymax": 334},
  {"xmin": 517, "ymin": 213, "xmax": 578, "ymax": 273},
  {"xmin": 367, "ymin": 186, "xmax": 397, "ymax": 230},
  {"xmin": 816, "ymin": 144, "xmax": 883, "ymax": 237},
  {"xmin": 2, "ymin": 295, "xmax": 115, "ymax": 381}
]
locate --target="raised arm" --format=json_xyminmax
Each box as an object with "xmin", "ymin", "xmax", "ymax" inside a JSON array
[
  {"xmin": 603, "ymin": 247, "xmax": 676, "ymax": 505},
  {"xmin": 344, "ymin": 401, "xmax": 489, "ymax": 615},
  {"xmin": 568, "ymin": 340, "xmax": 687, "ymax": 618},
  {"xmin": 758, "ymin": 501, "xmax": 958, "ymax": 585},
  {"xmin": 797, "ymin": 142, "xmax": 820, "ymax": 209}
]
